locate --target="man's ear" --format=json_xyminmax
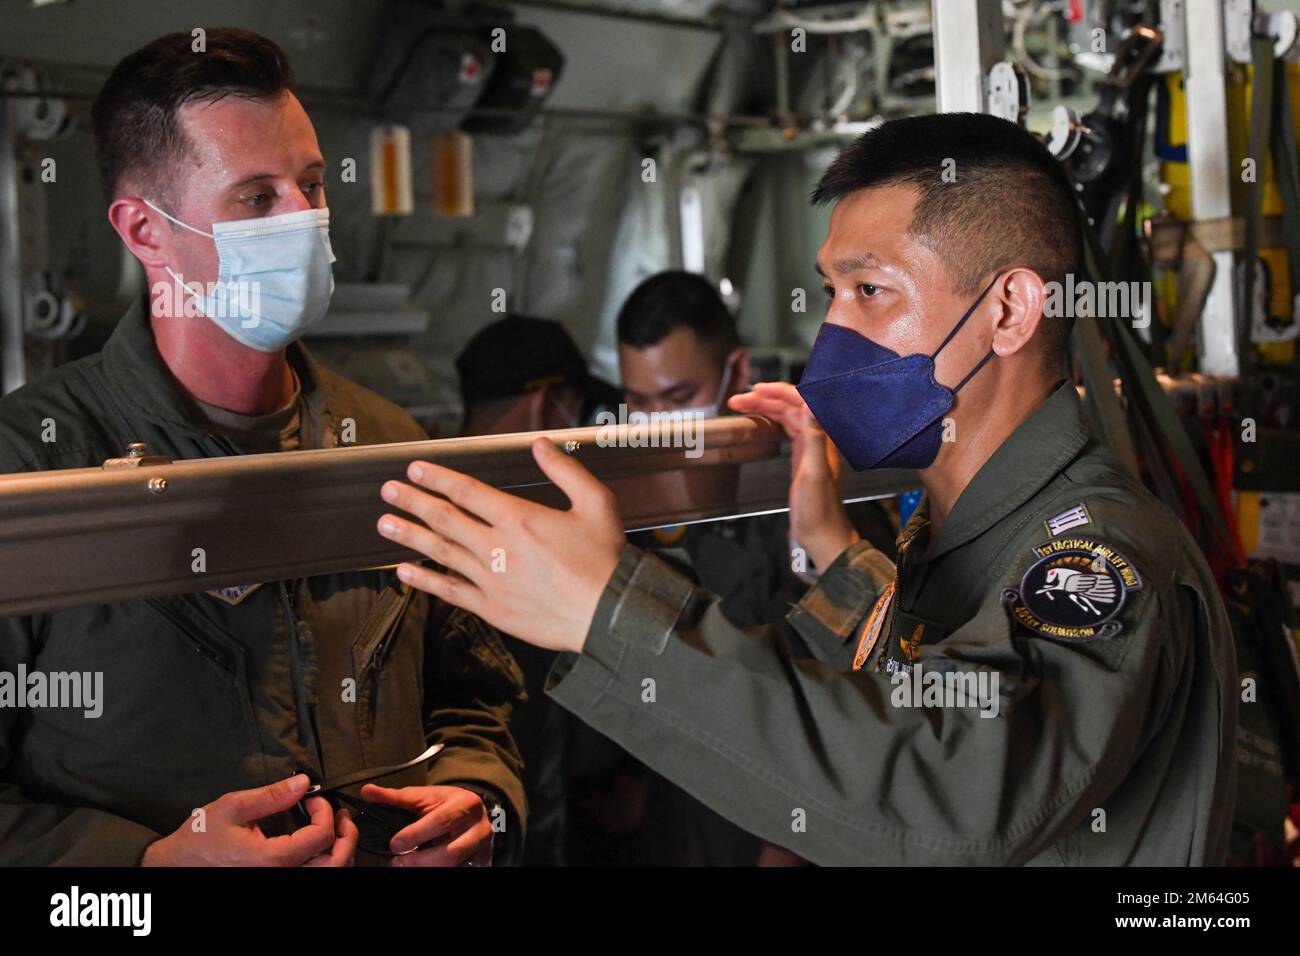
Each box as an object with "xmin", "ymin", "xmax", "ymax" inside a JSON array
[
  {"xmin": 525, "ymin": 386, "xmax": 549, "ymax": 431},
  {"xmin": 989, "ymin": 268, "xmax": 1047, "ymax": 359},
  {"xmin": 107, "ymin": 197, "xmax": 170, "ymax": 270},
  {"xmin": 730, "ymin": 348, "xmax": 751, "ymax": 397}
]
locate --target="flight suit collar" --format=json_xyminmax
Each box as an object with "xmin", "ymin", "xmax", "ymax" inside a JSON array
[
  {"xmin": 100, "ymin": 295, "xmax": 343, "ymax": 447},
  {"xmin": 916, "ymin": 381, "xmax": 1091, "ymax": 564},
  {"xmin": 894, "ymin": 497, "xmax": 931, "ymax": 558}
]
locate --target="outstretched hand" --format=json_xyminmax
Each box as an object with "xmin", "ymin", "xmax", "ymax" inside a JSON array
[{"xmin": 377, "ymin": 437, "xmax": 626, "ymax": 654}]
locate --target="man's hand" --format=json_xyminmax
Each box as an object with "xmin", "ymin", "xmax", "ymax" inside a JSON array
[
  {"xmin": 377, "ymin": 437, "xmax": 625, "ymax": 654},
  {"xmin": 359, "ymin": 784, "xmax": 495, "ymax": 866},
  {"xmin": 301, "ymin": 806, "xmax": 359, "ymax": 867},
  {"xmin": 141, "ymin": 774, "xmax": 355, "ymax": 867},
  {"xmin": 729, "ymin": 383, "xmax": 858, "ymax": 569}
]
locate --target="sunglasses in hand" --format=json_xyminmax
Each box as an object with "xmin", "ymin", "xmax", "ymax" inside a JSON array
[{"xmin": 291, "ymin": 742, "xmax": 445, "ymax": 858}]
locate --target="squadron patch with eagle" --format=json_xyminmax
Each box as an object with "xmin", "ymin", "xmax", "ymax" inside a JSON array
[{"xmin": 1001, "ymin": 536, "xmax": 1142, "ymax": 642}]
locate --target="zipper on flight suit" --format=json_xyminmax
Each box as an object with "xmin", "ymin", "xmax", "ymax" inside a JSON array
[
  {"xmin": 143, "ymin": 597, "xmax": 239, "ymax": 679},
  {"xmin": 874, "ymin": 520, "xmax": 928, "ymax": 672},
  {"xmin": 279, "ymin": 580, "xmax": 326, "ymax": 774},
  {"xmin": 354, "ymin": 581, "xmax": 416, "ymax": 736},
  {"xmin": 358, "ymin": 583, "xmax": 414, "ymax": 672}
]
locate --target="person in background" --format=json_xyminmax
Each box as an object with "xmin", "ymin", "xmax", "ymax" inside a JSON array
[
  {"xmin": 455, "ymin": 313, "xmax": 620, "ymax": 865},
  {"xmin": 618, "ymin": 272, "xmax": 817, "ymax": 662},
  {"xmin": 601, "ymin": 271, "xmax": 796, "ymax": 865},
  {"xmin": 563, "ymin": 270, "xmax": 891, "ymax": 865},
  {"xmin": 456, "ymin": 314, "xmax": 621, "ymax": 438}
]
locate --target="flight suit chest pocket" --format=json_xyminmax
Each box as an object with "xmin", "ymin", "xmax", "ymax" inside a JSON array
[
  {"xmin": 132, "ymin": 596, "xmax": 261, "ymax": 774},
  {"xmin": 351, "ymin": 582, "xmax": 417, "ymax": 740},
  {"xmin": 143, "ymin": 596, "xmax": 248, "ymax": 689},
  {"xmin": 28, "ymin": 598, "xmax": 262, "ymax": 825}
]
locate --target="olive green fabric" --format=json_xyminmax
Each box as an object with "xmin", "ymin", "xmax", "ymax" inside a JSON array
[
  {"xmin": 190, "ymin": 366, "xmax": 303, "ymax": 453},
  {"xmin": 0, "ymin": 299, "xmax": 526, "ymax": 865},
  {"xmin": 549, "ymin": 382, "xmax": 1237, "ymax": 865}
]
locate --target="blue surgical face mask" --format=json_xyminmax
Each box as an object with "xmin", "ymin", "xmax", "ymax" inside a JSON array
[
  {"xmin": 144, "ymin": 199, "xmax": 336, "ymax": 352},
  {"xmin": 796, "ymin": 276, "xmax": 1000, "ymax": 470}
]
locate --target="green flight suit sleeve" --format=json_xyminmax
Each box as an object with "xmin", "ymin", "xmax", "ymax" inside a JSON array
[
  {"xmin": 785, "ymin": 539, "xmax": 896, "ymax": 670},
  {"xmin": 421, "ymin": 601, "xmax": 528, "ymax": 864},
  {"xmin": 0, "ymin": 615, "xmax": 162, "ymax": 866},
  {"xmin": 546, "ymin": 536, "xmax": 1188, "ymax": 866}
]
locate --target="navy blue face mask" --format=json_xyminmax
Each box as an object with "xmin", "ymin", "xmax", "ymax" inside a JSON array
[{"xmin": 796, "ymin": 275, "xmax": 1000, "ymax": 471}]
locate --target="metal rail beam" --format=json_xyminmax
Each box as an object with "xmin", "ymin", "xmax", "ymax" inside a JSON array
[{"xmin": 0, "ymin": 417, "xmax": 916, "ymax": 618}]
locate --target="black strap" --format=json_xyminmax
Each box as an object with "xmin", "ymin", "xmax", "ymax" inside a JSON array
[
  {"xmin": 953, "ymin": 349, "xmax": 996, "ymax": 393},
  {"xmin": 307, "ymin": 742, "xmax": 445, "ymax": 795},
  {"xmin": 1079, "ymin": 218, "xmax": 1240, "ymax": 564},
  {"xmin": 1074, "ymin": 313, "xmax": 1142, "ymax": 477},
  {"xmin": 929, "ymin": 274, "xmax": 1002, "ymax": 359}
]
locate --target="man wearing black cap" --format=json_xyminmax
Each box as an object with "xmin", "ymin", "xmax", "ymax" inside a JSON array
[{"xmin": 456, "ymin": 314, "xmax": 620, "ymax": 437}]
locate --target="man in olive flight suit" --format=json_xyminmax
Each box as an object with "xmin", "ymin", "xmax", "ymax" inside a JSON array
[
  {"xmin": 378, "ymin": 113, "xmax": 1237, "ymax": 865},
  {"xmin": 0, "ymin": 29, "xmax": 525, "ymax": 867}
]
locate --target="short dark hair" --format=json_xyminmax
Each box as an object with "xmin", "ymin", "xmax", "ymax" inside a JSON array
[
  {"xmin": 616, "ymin": 271, "xmax": 740, "ymax": 362},
  {"xmin": 812, "ymin": 113, "xmax": 1082, "ymax": 367},
  {"xmin": 92, "ymin": 28, "xmax": 295, "ymax": 203}
]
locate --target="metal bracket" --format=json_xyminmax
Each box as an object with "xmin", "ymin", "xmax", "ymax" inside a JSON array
[
  {"xmin": 101, "ymin": 442, "xmax": 173, "ymax": 469},
  {"xmin": 1259, "ymin": 11, "xmax": 1299, "ymax": 60},
  {"xmin": 1105, "ymin": 25, "xmax": 1166, "ymax": 92},
  {"xmin": 1152, "ymin": 0, "xmax": 1186, "ymax": 73},
  {"xmin": 986, "ymin": 61, "xmax": 1030, "ymax": 124},
  {"xmin": 1225, "ymin": 1, "xmax": 1297, "ymax": 62},
  {"xmin": 1225, "ymin": 0, "xmax": 1255, "ymax": 63},
  {"xmin": 1046, "ymin": 104, "xmax": 1086, "ymax": 158}
]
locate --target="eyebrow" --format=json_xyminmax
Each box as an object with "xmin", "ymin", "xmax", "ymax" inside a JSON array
[
  {"xmin": 226, "ymin": 161, "xmax": 326, "ymax": 189},
  {"xmin": 814, "ymin": 252, "xmax": 884, "ymax": 277},
  {"xmin": 626, "ymin": 381, "xmax": 696, "ymax": 400}
]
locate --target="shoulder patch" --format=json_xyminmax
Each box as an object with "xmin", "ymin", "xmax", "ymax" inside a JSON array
[
  {"xmin": 1045, "ymin": 502, "xmax": 1092, "ymax": 536},
  {"xmin": 1001, "ymin": 536, "xmax": 1142, "ymax": 642}
]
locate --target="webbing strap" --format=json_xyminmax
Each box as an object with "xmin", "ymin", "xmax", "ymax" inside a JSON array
[
  {"xmin": 1073, "ymin": 315, "xmax": 1141, "ymax": 477},
  {"xmin": 1268, "ymin": 56, "xmax": 1300, "ymax": 377},
  {"xmin": 1243, "ymin": 34, "xmax": 1276, "ymax": 379},
  {"xmin": 1079, "ymin": 216, "xmax": 1240, "ymax": 565}
]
